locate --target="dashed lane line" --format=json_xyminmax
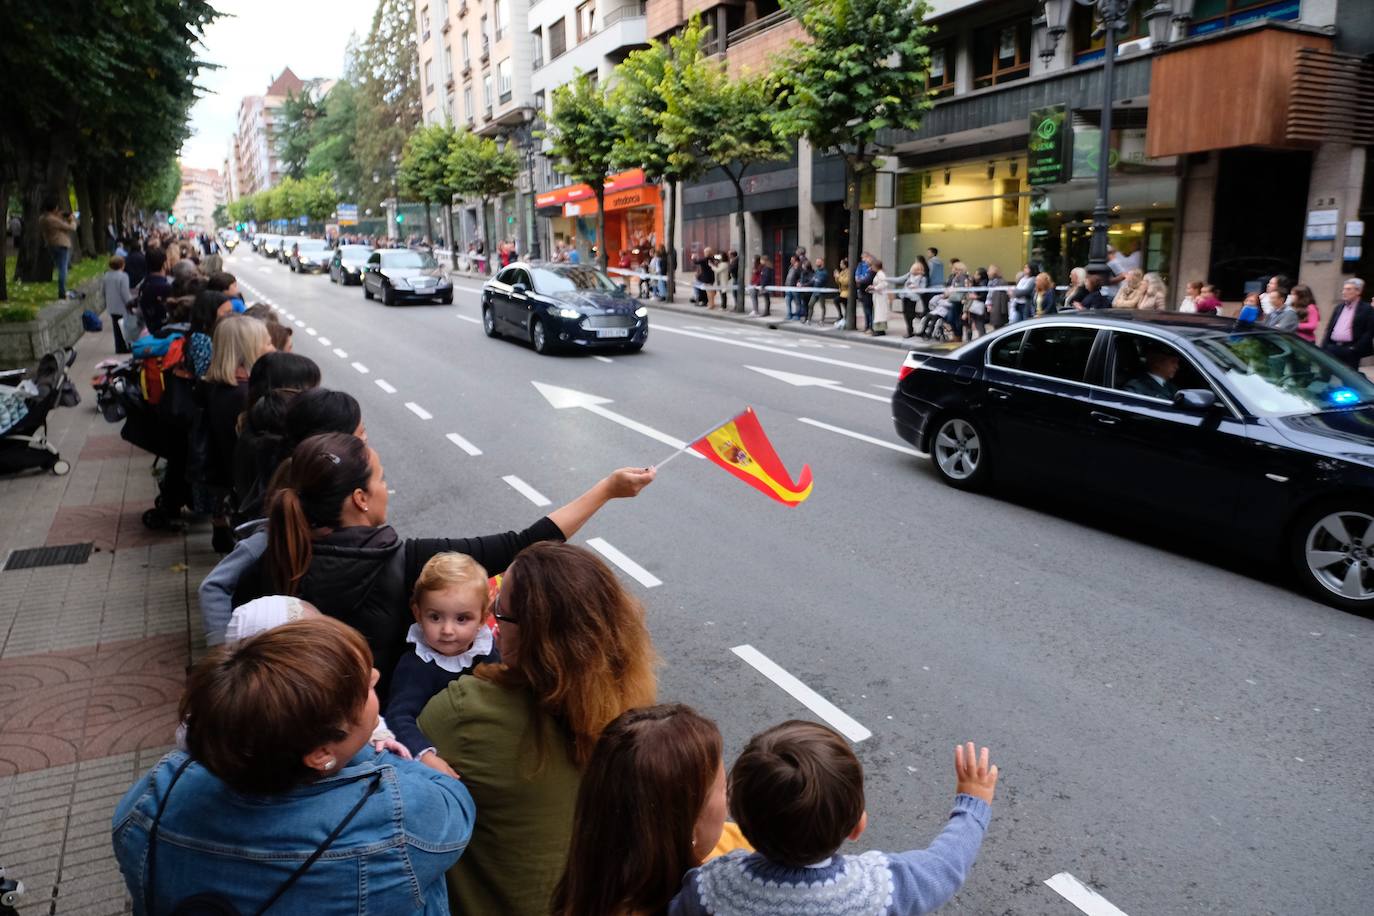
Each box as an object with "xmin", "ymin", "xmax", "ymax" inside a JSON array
[
  {"xmin": 306, "ymin": 328, "xmax": 317, "ymax": 336},
  {"xmin": 351, "ymin": 362, "xmax": 370, "ymax": 374},
  {"xmin": 797, "ymin": 417, "xmax": 925, "ymax": 458},
  {"xmin": 1044, "ymin": 873, "xmax": 1131, "ymax": 916},
  {"xmin": 592, "ymin": 355, "xmax": 614, "ymax": 364},
  {"xmin": 455, "ymin": 314, "xmax": 481, "ymax": 324},
  {"xmin": 375, "ymin": 379, "xmax": 397, "ymax": 394},
  {"xmin": 294, "ymin": 319, "xmax": 306, "ymax": 328},
  {"xmin": 586, "ymin": 537, "xmax": 662, "ymax": 589},
  {"xmin": 501, "ymin": 474, "xmax": 551, "ymax": 507},
  {"xmin": 445, "ymin": 432, "xmax": 482, "ymax": 456},
  {"xmin": 731, "ymin": 644, "xmax": 872, "ymax": 743},
  {"xmin": 404, "ymin": 402, "xmax": 433, "ymax": 420},
  {"xmin": 317, "ymin": 336, "xmax": 332, "ymax": 346},
  {"xmin": 333, "ymin": 348, "xmax": 349, "ymax": 359}
]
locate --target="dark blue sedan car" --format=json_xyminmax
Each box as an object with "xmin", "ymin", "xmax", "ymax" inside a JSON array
[
  {"xmin": 482, "ymin": 262, "xmax": 648, "ymax": 354},
  {"xmin": 892, "ymin": 310, "xmax": 1374, "ymax": 614}
]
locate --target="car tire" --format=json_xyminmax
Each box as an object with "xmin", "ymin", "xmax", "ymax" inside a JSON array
[
  {"xmin": 441, "ymin": 293, "xmax": 453, "ymax": 305},
  {"xmin": 482, "ymin": 304, "xmax": 498, "ymax": 338},
  {"xmin": 531, "ymin": 318, "xmax": 551, "ymax": 354},
  {"xmin": 381, "ymin": 283, "xmax": 395, "ymax": 307},
  {"xmin": 1290, "ymin": 501, "xmax": 1374, "ymax": 615},
  {"xmin": 927, "ymin": 414, "xmax": 991, "ymax": 491},
  {"xmin": 363, "ymin": 281, "xmax": 374, "ymax": 300}
]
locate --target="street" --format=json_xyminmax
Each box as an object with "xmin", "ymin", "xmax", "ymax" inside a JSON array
[{"xmin": 225, "ymin": 250, "xmax": 1374, "ymax": 916}]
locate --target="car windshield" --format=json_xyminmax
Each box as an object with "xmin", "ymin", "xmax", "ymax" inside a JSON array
[
  {"xmin": 530, "ymin": 266, "xmax": 618, "ymax": 294},
  {"xmin": 297, "ymin": 240, "xmax": 328, "ymax": 251},
  {"xmin": 1192, "ymin": 331, "xmax": 1374, "ymax": 416},
  {"xmin": 340, "ymin": 246, "xmax": 372, "ymax": 260},
  {"xmin": 381, "ymin": 250, "xmax": 437, "ymax": 269}
]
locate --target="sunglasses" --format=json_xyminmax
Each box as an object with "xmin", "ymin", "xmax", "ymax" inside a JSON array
[{"xmin": 490, "ymin": 590, "xmax": 518, "ymax": 626}]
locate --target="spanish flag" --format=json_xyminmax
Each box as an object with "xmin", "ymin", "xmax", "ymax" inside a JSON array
[{"xmin": 689, "ymin": 408, "xmax": 813, "ymax": 507}]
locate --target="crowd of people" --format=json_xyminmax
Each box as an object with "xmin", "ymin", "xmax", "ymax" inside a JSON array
[{"xmin": 95, "ymin": 232, "xmax": 1000, "ymax": 912}]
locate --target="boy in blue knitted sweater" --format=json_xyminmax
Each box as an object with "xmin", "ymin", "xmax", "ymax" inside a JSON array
[{"xmin": 669, "ymin": 722, "xmax": 997, "ymax": 916}]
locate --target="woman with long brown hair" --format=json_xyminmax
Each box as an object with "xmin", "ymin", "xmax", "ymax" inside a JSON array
[
  {"xmin": 418, "ymin": 542, "xmax": 658, "ymax": 916},
  {"xmin": 552, "ymin": 705, "xmax": 727, "ymax": 916},
  {"xmin": 232, "ymin": 434, "xmax": 654, "ymax": 702}
]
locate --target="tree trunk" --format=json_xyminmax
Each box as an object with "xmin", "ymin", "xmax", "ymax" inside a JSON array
[
  {"xmin": 424, "ymin": 200, "xmax": 434, "ymax": 246},
  {"xmin": 844, "ymin": 155, "xmax": 864, "ymax": 331},
  {"xmin": 446, "ymin": 203, "xmax": 458, "ymax": 269},
  {"xmin": 594, "ymin": 184, "xmax": 607, "ymax": 273},
  {"xmin": 665, "ymin": 178, "xmax": 677, "ymax": 301},
  {"xmin": 91, "ymin": 173, "xmax": 111, "ymax": 253},
  {"xmin": 74, "ymin": 172, "xmax": 97, "ymax": 259},
  {"xmin": 0, "ymin": 178, "xmax": 10, "ymax": 302},
  {"xmin": 729, "ymin": 172, "xmax": 747, "ymax": 312},
  {"xmin": 481, "ymin": 196, "xmax": 494, "ymax": 275}
]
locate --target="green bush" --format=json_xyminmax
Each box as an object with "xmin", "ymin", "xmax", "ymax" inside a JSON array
[{"xmin": 1, "ymin": 255, "xmax": 107, "ymax": 323}]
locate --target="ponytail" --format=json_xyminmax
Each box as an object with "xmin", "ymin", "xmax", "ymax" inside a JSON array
[{"xmin": 264, "ymin": 433, "xmax": 373, "ymax": 596}]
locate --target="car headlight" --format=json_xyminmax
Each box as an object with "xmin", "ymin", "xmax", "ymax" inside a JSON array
[
  {"xmin": 635, "ymin": 306, "xmax": 648, "ymax": 318},
  {"xmin": 390, "ymin": 277, "xmax": 409, "ymax": 289},
  {"xmin": 555, "ymin": 307, "xmax": 581, "ymax": 320}
]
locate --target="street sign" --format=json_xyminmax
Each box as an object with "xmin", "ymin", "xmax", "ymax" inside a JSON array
[
  {"xmin": 337, "ymin": 203, "xmax": 359, "ymax": 227},
  {"xmin": 298, "ymin": 215, "xmax": 308, "ymax": 226},
  {"xmin": 1028, "ymin": 104, "xmax": 1071, "ymax": 187}
]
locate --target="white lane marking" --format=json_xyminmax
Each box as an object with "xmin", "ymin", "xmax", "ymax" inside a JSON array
[
  {"xmin": 586, "ymin": 537, "xmax": 662, "ymax": 589},
  {"xmin": 351, "ymin": 362, "xmax": 370, "ymax": 374},
  {"xmin": 653, "ymin": 324, "xmax": 897, "ymax": 377},
  {"xmin": 318, "ymin": 336, "xmax": 332, "ymax": 346},
  {"xmin": 731, "ymin": 645, "xmax": 872, "ymax": 742},
  {"xmin": 306, "ymin": 327, "xmax": 318, "ymax": 336},
  {"xmin": 294, "ymin": 319, "xmax": 306, "ymax": 328},
  {"xmin": 258, "ymin": 266, "xmax": 271, "ymax": 274},
  {"xmin": 501, "ymin": 474, "xmax": 551, "ymax": 507},
  {"xmin": 445, "ymin": 432, "xmax": 482, "ymax": 456},
  {"xmin": 798, "ymin": 417, "xmax": 925, "ymax": 457},
  {"xmin": 375, "ymin": 379, "xmax": 397, "ymax": 394},
  {"xmin": 404, "ymin": 401, "xmax": 433, "ymax": 420},
  {"xmin": 333, "ymin": 348, "xmax": 349, "ymax": 359},
  {"xmin": 872, "ymin": 383, "xmax": 893, "ymax": 390},
  {"xmin": 284, "ymin": 312, "xmax": 295, "ymax": 319},
  {"xmin": 1044, "ymin": 873, "xmax": 1131, "ymax": 916},
  {"xmin": 745, "ymin": 365, "xmax": 890, "ymax": 402},
  {"xmin": 455, "ymin": 314, "xmax": 481, "ymax": 324},
  {"xmin": 592, "ymin": 355, "xmax": 614, "ymax": 364},
  {"xmin": 530, "ymin": 382, "xmax": 705, "ymax": 459}
]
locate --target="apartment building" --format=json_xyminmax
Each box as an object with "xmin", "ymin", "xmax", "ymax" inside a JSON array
[
  {"xmin": 650, "ymin": 0, "xmax": 1374, "ymax": 308},
  {"xmin": 173, "ymin": 166, "xmax": 227, "ymax": 233},
  {"xmin": 231, "ymin": 68, "xmax": 305, "ymax": 198}
]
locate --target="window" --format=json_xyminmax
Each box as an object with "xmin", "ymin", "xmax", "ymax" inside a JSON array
[
  {"xmin": 443, "ymin": 46, "xmax": 453, "ymax": 82},
  {"xmin": 498, "ymin": 58, "xmax": 512, "ymax": 101},
  {"xmin": 494, "ymin": 0, "xmax": 508, "ymax": 40},
  {"xmin": 1192, "ymin": 332, "xmax": 1373, "ymax": 417},
  {"xmin": 445, "ymin": 90, "xmax": 455, "ymax": 122},
  {"xmin": 988, "ymin": 331, "xmax": 1026, "ymax": 368},
  {"xmin": 1071, "ymin": 5, "xmax": 1147, "ymax": 61},
  {"xmin": 1017, "ymin": 326, "xmax": 1099, "ymax": 382},
  {"xmin": 549, "ymin": 17, "xmax": 567, "ymax": 58},
  {"xmin": 461, "ymin": 31, "xmax": 470, "ymax": 68},
  {"xmin": 420, "ymin": 5, "xmax": 430, "ymax": 40},
  {"xmin": 1190, "ymin": 0, "xmax": 1300, "ymax": 36},
  {"xmin": 577, "ymin": 1, "xmax": 596, "ymax": 42},
  {"xmin": 532, "ymin": 27, "xmax": 544, "ymax": 68},
  {"xmin": 424, "ymin": 58, "xmax": 435, "ymax": 94},
  {"xmin": 972, "ymin": 19, "xmax": 1031, "ymax": 89},
  {"xmin": 480, "ymin": 16, "xmax": 490, "ymax": 58},
  {"xmin": 464, "ymin": 86, "xmax": 474, "ymax": 124},
  {"xmin": 1107, "ymin": 333, "xmax": 1211, "ymax": 401},
  {"xmin": 927, "ymin": 43, "xmax": 955, "ymax": 98},
  {"xmin": 483, "ymin": 74, "xmax": 494, "ymax": 112}
]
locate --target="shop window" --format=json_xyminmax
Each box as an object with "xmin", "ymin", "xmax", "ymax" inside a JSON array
[
  {"xmin": 1189, "ymin": 0, "xmax": 1299, "ymax": 36},
  {"xmin": 550, "ymin": 17, "xmax": 567, "ymax": 59},
  {"xmin": 1071, "ymin": 5, "xmax": 1147, "ymax": 62},
  {"xmin": 927, "ymin": 43, "xmax": 956, "ymax": 99},
  {"xmin": 893, "ymin": 157, "xmax": 1029, "ymax": 281},
  {"xmin": 684, "ymin": 215, "xmax": 730, "ymax": 261},
  {"xmin": 972, "ymin": 20, "xmax": 1031, "ymax": 89}
]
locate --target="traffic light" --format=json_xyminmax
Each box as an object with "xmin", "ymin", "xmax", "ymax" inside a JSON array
[
  {"xmin": 396, "ymin": 214, "xmax": 405, "ymax": 224},
  {"xmin": 167, "ymin": 215, "xmax": 178, "ymax": 225}
]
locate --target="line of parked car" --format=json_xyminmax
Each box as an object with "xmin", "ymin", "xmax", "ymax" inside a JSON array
[{"xmin": 249, "ymin": 233, "xmax": 453, "ymax": 306}]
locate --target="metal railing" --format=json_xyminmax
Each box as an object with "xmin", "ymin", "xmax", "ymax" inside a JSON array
[
  {"xmin": 726, "ymin": 8, "xmax": 791, "ymax": 45},
  {"xmin": 603, "ymin": 1, "xmax": 647, "ymax": 28}
]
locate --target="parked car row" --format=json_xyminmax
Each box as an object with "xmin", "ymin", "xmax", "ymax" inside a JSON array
[{"xmin": 248, "ymin": 234, "xmax": 453, "ymax": 306}]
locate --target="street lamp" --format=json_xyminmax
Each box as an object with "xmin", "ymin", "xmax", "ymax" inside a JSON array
[
  {"xmin": 511, "ymin": 105, "xmax": 543, "ymax": 261},
  {"xmin": 1035, "ymin": 0, "xmax": 1193, "ymax": 280}
]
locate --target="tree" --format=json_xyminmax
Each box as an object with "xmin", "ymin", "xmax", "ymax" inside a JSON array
[
  {"xmin": 305, "ymin": 81, "xmax": 363, "ymax": 203},
  {"xmin": 611, "ymin": 18, "xmax": 714, "ymax": 299},
  {"xmin": 297, "ymin": 172, "xmax": 340, "ymax": 223},
  {"xmin": 446, "ymin": 131, "xmax": 519, "ymax": 275},
  {"xmin": 400, "ymin": 124, "xmax": 461, "ymax": 254},
  {"xmin": 277, "ymin": 87, "xmax": 322, "ymax": 181},
  {"xmin": 667, "ymin": 65, "xmax": 791, "ymax": 311},
  {"xmin": 543, "ymin": 73, "xmax": 619, "ymax": 272},
  {"xmin": 353, "ymin": 0, "xmax": 421, "ymax": 213},
  {"xmin": 774, "ymin": 0, "xmax": 933, "ymax": 329},
  {"xmin": 212, "ymin": 202, "xmax": 228, "ymax": 229}
]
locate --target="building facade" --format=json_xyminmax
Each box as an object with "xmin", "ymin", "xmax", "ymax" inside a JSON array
[
  {"xmin": 173, "ymin": 166, "xmax": 227, "ymax": 232},
  {"xmin": 231, "ymin": 68, "xmax": 305, "ymax": 198}
]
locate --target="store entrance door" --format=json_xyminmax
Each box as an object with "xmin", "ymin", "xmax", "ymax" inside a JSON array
[{"xmin": 760, "ymin": 209, "xmax": 797, "ymax": 283}]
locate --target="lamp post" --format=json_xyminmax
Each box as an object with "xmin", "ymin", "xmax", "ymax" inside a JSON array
[
  {"xmin": 511, "ymin": 106, "xmax": 543, "ymax": 261},
  {"xmin": 1036, "ymin": 0, "xmax": 1190, "ymax": 279}
]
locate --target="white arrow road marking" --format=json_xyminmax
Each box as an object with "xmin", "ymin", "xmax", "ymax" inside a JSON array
[
  {"xmin": 375, "ymin": 379, "xmax": 397, "ymax": 394},
  {"xmin": 530, "ymin": 382, "xmax": 705, "ymax": 458},
  {"xmin": 445, "ymin": 432, "xmax": 482, "ymax": 456},
  {"xmin": 1044, "ymin": 873, "xmax": 1131, "ymax": 916},
  {"xmin": 798, "ymin": 417, "xmax": 925, "ymax": 457},
  {"xmin": 333, "ymin": 348, "xmax": 349, "ymax": 359},
  {"xmin": 455, "ymin": 314, "xmax": 481, "ymax": 324},
  {"xmin": 351, "ymin": 362, "xmax": 370, "ymax": 374},
  {"xmin": 653, "ymin": 324, "xmax": 897, "ymax": 377},
  {"xmin": 586, "ymin": 537, "xmax": 662, "ymax": 588},
  {"xmin": 731, "ymin": 645, "xmax": 871, "ymax": 742},
  {"xmin": 405, "ymin": 402, "xmax": 432, "ymax": 420},
  {"xmin": 501, "ymin": 475, "xmax": 551, "ymax": 507},
  {"xmin": 744, "ymin": 365, "xmax": 890, "ymax": 402}
]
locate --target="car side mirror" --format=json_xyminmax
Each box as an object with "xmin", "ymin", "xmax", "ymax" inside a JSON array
[
  {"xmin": 1173, "ymin": 389, "xmax": 1218, "ymax": 411},
  {"xmin": 511, "ymin": 282, "xmax": 528, "ymax": 295}
]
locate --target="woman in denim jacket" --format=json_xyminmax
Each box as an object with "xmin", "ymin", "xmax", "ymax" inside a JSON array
[{"xmin": 113, "ymin": 617, "xmax": 475, "ymax": 915}]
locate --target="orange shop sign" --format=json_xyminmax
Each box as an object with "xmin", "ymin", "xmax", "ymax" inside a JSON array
[
  {"xmin": 539, "ymin": 168, "xmax": 649, "ymax": 211},
  {"xmin": 563, "ymin": 184, "xmax": 660, "ymax": 217}
]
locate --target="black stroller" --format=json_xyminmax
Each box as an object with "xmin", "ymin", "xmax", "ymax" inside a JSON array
[{"xmin": 0, "ymin": 347, "xmax": 78, "ymax": 476}]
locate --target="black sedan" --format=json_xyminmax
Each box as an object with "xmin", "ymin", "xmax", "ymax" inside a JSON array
[
  {"xmin": 329, "ymin": 245, "xmax": 374, "ymax": 285},
  {"xmin": 287, "ymin": 238, "xmax": 332, "ymax": 273},
  {"xmin": 892, "ymin": 310, "xmax": 1374, "ymax": 614},
  {"xmin": 481, "ymin": 262, "xmax": 648, "ymax": 354},
  {"xmin": 361, "ymin": 249, "xmax": 453, "ymax": 305}
]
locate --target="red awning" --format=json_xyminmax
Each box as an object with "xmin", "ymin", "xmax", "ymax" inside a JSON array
[{"xmin": 536, "ymin": 169, "xmax": 647, "ymax": 209}]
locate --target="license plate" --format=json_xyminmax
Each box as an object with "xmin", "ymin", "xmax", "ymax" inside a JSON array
[
  {"xmin": 596, "ymin": 328, "xmax": 630, "ymax": 338},
  {"xmin": 413, "ymin": 278, "xmax": 434, "ymax": 287}
]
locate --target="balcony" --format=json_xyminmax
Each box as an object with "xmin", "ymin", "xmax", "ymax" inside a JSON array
[
  {"xmin": 442, "ymin": 20, "xmax": 451, "ymax": 34},
  {"xmin": 446, "ymin": 75, "xmax": 455, "ymax": 90},
  {"xmin": 458, "ymin": 1, "xmax": 467, "ymax": 16},
  {"xmin": 480, "ymin": 38, "xmax": 490, "ymax": 62},
  {"xmin": 603, "ymin": 1, "xmax": 646, "ymax": 29},
  {"xmin": 725, "ymin": 8, "xmax": 789, "ymax": 45},
  {"xmin": 495, "ymin": 28, "xmax": 505, "ymax": 42},
  {"xmin": 462, "ymin": 63, "xmax": 472, "ymax": 78}
]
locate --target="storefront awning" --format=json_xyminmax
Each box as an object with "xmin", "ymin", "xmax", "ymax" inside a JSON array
[{"xmin": 535, "ymin": 168, "xmax": 648, "ymax": 210}]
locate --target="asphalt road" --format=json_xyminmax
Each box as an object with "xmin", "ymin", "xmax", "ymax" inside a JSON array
[{"xmin": 226, "ymin": 250, "xmax": 1374, "ymax": 915}]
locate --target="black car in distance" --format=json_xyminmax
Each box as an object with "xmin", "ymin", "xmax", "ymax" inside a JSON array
[
  {"xmin": 361, "ymin": 249, "xmax": 453, "ymax": 305},
  {"xmin": 892, "ymin": 310, "xmax": 1374, "ymax": 614},
  {"xmin": 329, "ymin": 245, "xmax": 374, "ymax": 285},
  {"xmin": 481, "ymin": 261, "xmax": 649, "ymax": 355}
]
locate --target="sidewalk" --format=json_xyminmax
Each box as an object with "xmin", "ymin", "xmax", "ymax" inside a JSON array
[{"xmin": 0, "ymin": 328, "xmax": 218, "ymax": 915}]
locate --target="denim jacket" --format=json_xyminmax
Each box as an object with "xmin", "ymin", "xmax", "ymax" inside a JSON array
[{"xmin": 112, "ymin": 749, "xmax": 474, "ymax": 915}]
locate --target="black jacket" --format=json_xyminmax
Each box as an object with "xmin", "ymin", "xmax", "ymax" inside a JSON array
[
  {"xmin": 232, "ymin": 517, "xmax": 565, "ymax": 700},
  {"xmin": 125, "ymin": 250, "xmax": 148, "ymax": 290},
  {"xmin": 1321, "ymin": 299, "xmax": 1374, "ymax": 368}
]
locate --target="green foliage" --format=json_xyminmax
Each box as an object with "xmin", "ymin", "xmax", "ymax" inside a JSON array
[
  {"xmin": 306, "ymin": 81, "xmax": 363, "ymax": 202},
  {"xmin": 544, "ymin": 73, "xmax": 619, "ymax": 270},
  {"xmin": 141, "ymin": 158, "xmax": 183, "ymax": 214},
  {"xmin": 0, "ymin": 256, "xmax": 106, "ymax": 322},
  {"xmin": 353, "ymin": 0, "xmax": 421, "ymax": 211},
  {"xmin": 400, "ymin": 125, "xmax": 462, "ymax": 206},
  {"xmin": 212, "ymin": 202, "xmax": 228, "ymax": 228},
  {"xmin": 277, "ymin": 87, "xmax": 323, "ymax": 181},
  {"xmin": 446, "ymin": 131, "xmax": 520, "ymax": 202},
  {"xmin": 296, "ymin": 172, "xmax": 340, "ymax": 221}
]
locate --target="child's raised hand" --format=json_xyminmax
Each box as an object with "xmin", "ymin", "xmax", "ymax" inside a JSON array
[
  {"xmin": 374, "ymin": 738, "xmax": 413, "ymax": 760},
  {"xmin": 954, "ymin": 742, "xmax": 998, "ymax": 804}
]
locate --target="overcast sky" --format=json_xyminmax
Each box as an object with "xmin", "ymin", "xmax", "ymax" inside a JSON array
[{"xmin": 181, "ymin": 0, "xmax": 379, "ymax": 171}]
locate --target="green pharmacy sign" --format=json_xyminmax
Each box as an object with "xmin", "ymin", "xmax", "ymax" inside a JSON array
[{"xmin": 1028, "ymin": 105, "xmax": 1071, "ymax": 187}]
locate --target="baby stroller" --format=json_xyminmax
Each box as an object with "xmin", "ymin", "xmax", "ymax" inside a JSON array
[{"xmin": 0, "ymin": 347, "xmax": 79, "ymax": 476}]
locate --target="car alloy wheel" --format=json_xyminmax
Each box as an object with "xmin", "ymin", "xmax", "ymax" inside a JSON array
[
  {"xmin": 531, "ymin": 318, "xmax": 549, "ymax": 354},
  {"xmin": 931, "ymin": 416, "xmax": 988, "ymax": 490},
  {"xmin": 482, "ymin": 304, "xmax": 497, "ymax": 337},
  {"xmin": 1298, "ymin": 508, "xmax": 1374, "ymax": 611},
  {"xmin": 363, "ymin": 280, "xmax": 374, "ymax": 300},
  {"xmin": 381, "ymin": 283, "xmax": 395, "ymax": 306}
]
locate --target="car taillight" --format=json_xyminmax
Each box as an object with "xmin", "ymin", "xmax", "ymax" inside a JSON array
[{"xmin": 898, "ymin": 364, "xmax": 915, "ymax": 381}]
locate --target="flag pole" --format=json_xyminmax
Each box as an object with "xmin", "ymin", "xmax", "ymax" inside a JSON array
[{"xmin": 653, "ymin": 407, "xmax": 752, "ymax": 470}]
